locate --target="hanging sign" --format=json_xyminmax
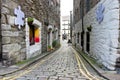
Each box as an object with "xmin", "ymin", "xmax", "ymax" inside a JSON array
[
  {"xmin": 14, "ymin": 6, "xmax": 25, "ymax": 29},
  {"xmin": 96, "ymin": 3, "xmax": 105, "ymax": 24}
]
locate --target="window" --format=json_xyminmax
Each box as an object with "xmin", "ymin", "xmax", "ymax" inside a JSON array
[
  {"xmin": 29, "ymin": 25, "xmax": 40, "ymax": 45},
  {"xmin": 35, "ymin": 27, "xmax": 40, "ymax": 43},
  {"xmin": 86, "ymin": 0, "xmax": 90, "ymax": 13}
]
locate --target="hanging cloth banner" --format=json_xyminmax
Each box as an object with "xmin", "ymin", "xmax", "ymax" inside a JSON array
[{"xmin": 14, "ymin": 6, "xmax": 25, "ymax": 29}]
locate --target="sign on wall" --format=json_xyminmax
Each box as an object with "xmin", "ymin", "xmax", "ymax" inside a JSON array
[
  {"xmin": 96, "ymin": 3, "xmax": 105, "ymax": 24},
  {"xmin": 14, "ymin": 6, "xmax": 25, "ymax": 29}
]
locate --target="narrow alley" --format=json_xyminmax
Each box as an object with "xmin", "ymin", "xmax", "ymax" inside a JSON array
[
  {"xmin": 1, "ymin": 0, "xmax": 120, "ymax": 80},
  {"xmin": 1, "ymin": 41, "xmax": 103, "ymax": 80}
]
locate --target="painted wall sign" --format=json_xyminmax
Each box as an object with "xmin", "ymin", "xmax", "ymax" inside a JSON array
[
  {"xmin": 14, "ymin": 6, "xmax": 25, "ymax": 29},
  {"xmin": 96, "ymin": 3, "xmax": 105, "ymax": 24}
]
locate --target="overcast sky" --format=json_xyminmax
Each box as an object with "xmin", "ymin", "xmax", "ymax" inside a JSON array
[{"xmin": 61, "ymin": 0, "xmax": 73, "ymax": 16}]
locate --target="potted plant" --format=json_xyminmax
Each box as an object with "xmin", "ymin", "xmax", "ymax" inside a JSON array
[
  {"xmin": 87, "ymin": 26, "xmax": 92, "ymax": 32},
  {"xmin": 27, "ymin": 17, "xmax": 34, "ymax": 25},
  {"xmin": 52, "ymin": 40, "xmax": 57, "ymax": 48},
  {"xmin": 47, "ymin": 45, "xmax": 51, "ymax": 51}
]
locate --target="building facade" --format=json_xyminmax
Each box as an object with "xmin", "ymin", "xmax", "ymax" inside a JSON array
[
  {"xmin": 61, "ymin": 16, "xmax": 70, "ymax": 40},
  {"xmin": 73, "ymin": 0, "xmax": 120, "ymax": 70},
  {"xmin": 1, "ymin": 0, "xmax": 60, "ymax": 65}
]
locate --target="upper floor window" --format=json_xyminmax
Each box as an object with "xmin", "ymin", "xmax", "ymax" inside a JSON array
[{"xmin": 86, "ymin": 0, "xmax": 90, "ymax": 13}]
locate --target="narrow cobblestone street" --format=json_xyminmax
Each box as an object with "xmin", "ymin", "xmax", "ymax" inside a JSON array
[
  {"xmin": 1, "ymin": 40, "xmax": 102, "ymax": 80},
  {"xmin": 1, "ymin": 0, "xmax": 120, "ymax": 80},
  {"xmin": 15, "ymin": 41, "xmax": 87, "ymax": 80}
]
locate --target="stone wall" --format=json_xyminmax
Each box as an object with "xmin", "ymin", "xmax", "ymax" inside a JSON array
[
  {"xmin": 74, "ymin": 0, "xmax": 120, "ymax": 70},
  {"xmin": 16, "ymin": 0, "xmax": 60, "ymax": 53},
  {"xmin": 1, "ymin": 0, "xmax": 60, "ymax": 64},
  {"xmin": 1, "ymin": 0, "xmax": 26, "ymax": 64}
]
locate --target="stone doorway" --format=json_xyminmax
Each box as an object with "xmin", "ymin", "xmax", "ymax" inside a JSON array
[{"xmin": 47, "ymin": 25, "xmax": 53, "ymax": 50}]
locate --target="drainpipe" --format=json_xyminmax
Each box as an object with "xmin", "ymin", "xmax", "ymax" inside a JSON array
[
  {"xmin": 81, "ymin": 2, "xmax": 84, "ymax": 51},
  {"xmin": 0, "ymin": 0, "xmax": 2, "ymax": 61},
  {"xmin": 70, "ymin": 11, "xmax": 72, "ymax": 41}
]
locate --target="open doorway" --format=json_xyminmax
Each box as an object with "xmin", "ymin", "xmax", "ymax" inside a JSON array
[
  {"xmin": 86, "ymin": 32, "xmax": 90, "ymax": 52},
  {"xmin": 81, "ymin": 32, "xmax": 84, "ymax": 51}
]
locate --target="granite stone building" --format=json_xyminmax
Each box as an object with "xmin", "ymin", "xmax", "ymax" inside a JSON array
[
  {"xmin": 73, "ymin": 0, "xmax": 120, "ymax": 70},
  {"xmin": 0, "ymin": 0, "xmax": 60, "ymax": 65}
]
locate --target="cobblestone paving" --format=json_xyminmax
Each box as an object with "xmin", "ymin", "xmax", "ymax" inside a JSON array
[{"xmin": 16, "ymin": 41, "xmax": 88, "ymax": 80}]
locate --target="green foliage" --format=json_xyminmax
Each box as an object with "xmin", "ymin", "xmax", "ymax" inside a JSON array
[
  {"xmin": 56, "ymin": 42, "xmax": 61, "ymax": 48},
  {"xmin": 48, "ymin": 45, "xmax": 51, "ymax": 49},
  {"xmin": 87, "ymin": 26, "xmax": 92, "ymax": 32},
  {"xmin": 52, "ymin": 40, "xmax": 57, "ymax": 48},
  {"xmin": 16, "ymin": 56, "xmax": 38, "ymax": 66},
  {"xmin": 52, "ymin": 40, "xmax": 61, "ymax": 48},
  {"xmin": 27, "ymin": 17, "xmax": 34, "ymax": 23},
  {"xmin": 76, "ymin": 47, "xmax": 104, "ymax": 68}
]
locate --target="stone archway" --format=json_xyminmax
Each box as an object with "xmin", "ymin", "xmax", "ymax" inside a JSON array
[{"xmin": 47, "ymin": 25, "xmax": 53, "ymax": 49}]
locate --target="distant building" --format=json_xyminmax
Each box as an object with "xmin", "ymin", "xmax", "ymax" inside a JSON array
[
  {"xmin": 73, "ymin": 0, "xmax": 120, "ymax": 70},
  {"xmin": 61, "ymin": 16, "xmax": 70, "ymax": 40}
]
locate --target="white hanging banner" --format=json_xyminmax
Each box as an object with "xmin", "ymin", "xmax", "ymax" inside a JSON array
[
  {"xmin": 96, "ymin": 3, "xmax": 105, "ymax": 24},
  {"xmin": 14, "ymin": 6, "xmax": 25, "ymax": 29}
]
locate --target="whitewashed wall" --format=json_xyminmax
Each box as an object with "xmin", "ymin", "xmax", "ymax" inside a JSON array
[{"xmin": 75, "ymin": 0, "xmax": 120, "ymax": 70}]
